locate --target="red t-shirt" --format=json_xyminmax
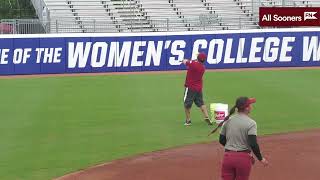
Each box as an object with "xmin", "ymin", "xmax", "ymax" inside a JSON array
[{"xmin": 184, "ymin": 60, "xmax": 205, "ymax": 92}]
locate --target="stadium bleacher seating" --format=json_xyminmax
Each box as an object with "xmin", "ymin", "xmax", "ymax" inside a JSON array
[{"xmin": 35, "ymin": 0, "xmax": 318, "ymax": 33}]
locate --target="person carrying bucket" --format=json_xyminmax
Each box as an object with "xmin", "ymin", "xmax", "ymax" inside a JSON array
[{"xmin": 209, "ymin": 96, "xmax": 269, "ymax": 180}]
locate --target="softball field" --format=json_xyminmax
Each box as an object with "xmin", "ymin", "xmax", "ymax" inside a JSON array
[{"xmin": 1, "ymin": 68, "xmax": 320, "ymax": 180}]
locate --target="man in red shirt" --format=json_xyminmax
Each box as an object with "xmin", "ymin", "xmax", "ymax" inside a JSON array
[{"xmin": 182, "ymin": 52, "xmax": 212, "ymax": 126}]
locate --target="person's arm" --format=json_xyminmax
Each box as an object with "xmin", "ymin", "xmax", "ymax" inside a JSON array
[
  {"xmin": 248, "ymin": 135, "xmax": 269, "ymax": 166},
  {"xmin": 248, "ymin": 123, "xmax": 263, "ymax": 160},
  {"xmin": 248, "ymin": 135, "xmax": 262, "ymax": 161},
  {"xmin": 182, "ymin": 59, "xmax": 189, "ymax": 65},
  {"xmin": 219, "ymin": 123, "xmax": 227, "ymax": 146},
  {"xmin": 248, "ymin": 122, "xmax": 269, "ymax": 166},
  {"xmin": 219, "ymin": 134, "xmax": 226, "ymax": 146}
]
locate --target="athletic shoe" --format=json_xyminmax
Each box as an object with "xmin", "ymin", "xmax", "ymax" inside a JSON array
[
  {"xmin": 184, "ymin": 120, "xmax": 192, "ymax": 126},
  {"xmin": 204, "ymin": 118, "xmax": 213, "ymax": 125}
]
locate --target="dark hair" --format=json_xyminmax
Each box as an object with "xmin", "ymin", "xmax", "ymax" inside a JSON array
[
  {"xmin": 235, "ymin": 97, "xmax": 251, "ymax": 112},
  {"xmin": 209, "ymin": 97, "xmax": 251, "ymax": 134}
]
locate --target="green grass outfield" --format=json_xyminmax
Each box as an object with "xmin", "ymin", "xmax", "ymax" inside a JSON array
[{"xmin": 1, "ymin": 69, "xmax": 320, "ymax": 180}]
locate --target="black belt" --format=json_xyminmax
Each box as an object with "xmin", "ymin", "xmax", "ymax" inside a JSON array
[{"xmin": 225, "ymin": 149, "xmax": 251, "ymax": 153}]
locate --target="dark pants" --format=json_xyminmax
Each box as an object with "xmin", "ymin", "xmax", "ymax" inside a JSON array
[{"xmin": 221, "ymin": 152, "xmax": 252, "ymax": 180}]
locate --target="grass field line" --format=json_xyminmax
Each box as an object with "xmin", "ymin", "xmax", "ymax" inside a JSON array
[
  {"xmin": 1, "ymin": 66, "xmax": 320, "ymax": 79},
  {"xmin": 1, "ymin": 68, "xmax": 320, "ymax": 180}
]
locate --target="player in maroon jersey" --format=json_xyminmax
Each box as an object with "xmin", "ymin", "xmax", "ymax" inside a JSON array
[{"xmin": 182, "ymin": 52, "xmax": 212, "ymax": 126}]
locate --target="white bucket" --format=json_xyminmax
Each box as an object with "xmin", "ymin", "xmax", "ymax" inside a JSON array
[{"xmin": 210, "ymin": 103, "xmax": 229, "ymax": 124}]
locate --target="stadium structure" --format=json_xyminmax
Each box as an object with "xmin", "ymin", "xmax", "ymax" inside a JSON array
[{"xmin": 0, "ymin": 0, "xmax": 319, "ymax": 33}]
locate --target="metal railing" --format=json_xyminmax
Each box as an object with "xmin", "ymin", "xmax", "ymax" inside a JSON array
[
  {"xmin": 0, "ymin": 19, "xmax": 45, "ymax": 34},
  {"xmin": 0, "ymin": 15, "xmax": 259, "ymax": 34},
  {"xmin": 0, "ymin": 0, "xmax": 317, "ymax": 34}
]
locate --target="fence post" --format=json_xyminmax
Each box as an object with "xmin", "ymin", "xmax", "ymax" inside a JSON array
[
  {"xmin": 203, "ymin": 18, "xmax": 206, "ymax": 31},
  {"xmin": 15, "ymin": 19, "xmax": 19, "ymax": 34},
  {"xmin": 140, "ymin": 18, "xmax": 142, "ymax": 32},
  {"xmin": 251, "ymin": 0, "xmax": 254, "ymax": 16},
  {"xmin": 46, "ymin": 8, "xmax": 51, "ymax": 33},
  {"xmin": 202, "ymin": 15, "xmax": 206, "ymax": 31},
  {"xmin": 93, "ymin": 19, "xmax": 96, "ymax": 32},
  {"xmin": 55, "ymin": 19, "xmax": 58, "ymax": 33}
]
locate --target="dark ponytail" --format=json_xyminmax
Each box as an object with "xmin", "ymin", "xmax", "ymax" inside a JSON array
[
  {"xmin": 223, "ymin": 105, "xmax": 236, "ymax": 122},
  {"xmin": 208, "ymin": 105, "xmax": 236, "ymax": 135},
  {"xmin": 208, "ymin": 96, "xmax": 254, "ymax": 136}
]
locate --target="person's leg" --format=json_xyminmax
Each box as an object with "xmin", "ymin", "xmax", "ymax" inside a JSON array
[
  {"xmin": 184, "ymin": 107, "xmax": 191, "ymax": 123},
  {"xmin": 200, "ymin": 104, "xmax": 210, "ymax": 119},
  {"xmin": 183, "ymin": 88, "xmax": 194, "ymax": 125},
  {"xmin": 221, "ymin": 153, "xmax": 236, "ymax": 180},
  {"xmin": 234, "ymin": 153, "xmax": 252, "ymax": 180},
  {"xmin": 195, "ymin": 92, "xmax": 212, "ymax": 125}
]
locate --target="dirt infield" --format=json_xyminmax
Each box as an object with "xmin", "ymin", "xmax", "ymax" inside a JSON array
[{"xmin": 55, "ymin": 129, "xmax": 320, "ymax": 180}]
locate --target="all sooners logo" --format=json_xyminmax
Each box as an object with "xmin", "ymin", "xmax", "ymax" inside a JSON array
[
  {"xmin": 304, "ymin": 12, "xmax": 318, "ymax": 21},
  {"xmin": 215, "ymin": 111, "xmax": 225, "ymax": 120}
]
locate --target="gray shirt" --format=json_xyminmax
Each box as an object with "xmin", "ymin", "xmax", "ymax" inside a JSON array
[{"xmin": 220, "ymin": 113, "xmax": 257, "ymax": 151}]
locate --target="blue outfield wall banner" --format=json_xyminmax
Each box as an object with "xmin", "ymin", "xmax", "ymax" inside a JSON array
[{"xmin": 0, "ymin": 28, "xmax": 319, "ymax": 75}]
